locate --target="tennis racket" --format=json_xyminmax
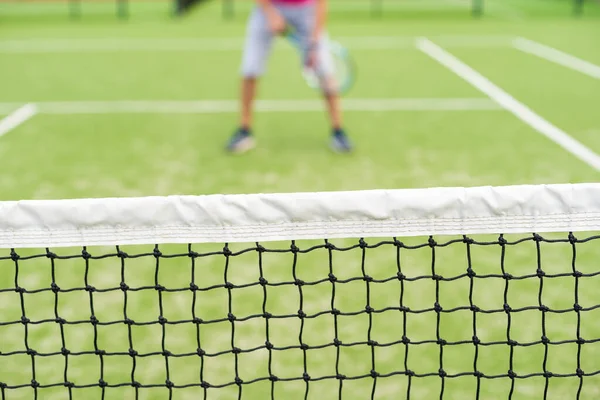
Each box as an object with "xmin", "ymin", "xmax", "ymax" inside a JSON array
[{"xmin": 284, "ymin": 28, "xmax": 355, "ymax": 96}]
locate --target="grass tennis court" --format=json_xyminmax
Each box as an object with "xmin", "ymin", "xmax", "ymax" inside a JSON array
[{"xmin": 0, "ymin": 1, "xmax": 600, "ymax": 399}]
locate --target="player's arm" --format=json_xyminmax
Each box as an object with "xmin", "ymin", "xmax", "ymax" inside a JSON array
[
  {"xmin": 311, "ymin": 0, "xmax": 327, "ymax": 45},
  {"xmin": 256, "ymin": 0, "xmax": 286, "ymax": 34}
]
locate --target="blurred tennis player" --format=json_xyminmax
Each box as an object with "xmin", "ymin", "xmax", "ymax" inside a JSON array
[{"xmin": 226, "ymin": 0, "xmax": 352, "ymax": 153}]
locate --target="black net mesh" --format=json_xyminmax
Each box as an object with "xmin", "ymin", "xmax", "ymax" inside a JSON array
[{"xmin": 0, "ymin": 233, "xmax": 599, "ymax": 400}]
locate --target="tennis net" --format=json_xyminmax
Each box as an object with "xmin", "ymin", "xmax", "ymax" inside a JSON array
[{"xmin": 0, "ymin": 183, "xmax": 599, "ymax": 400}]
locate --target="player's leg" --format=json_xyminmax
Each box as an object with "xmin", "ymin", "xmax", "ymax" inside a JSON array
[
  {"xmin": 226, "ymin": 7, "xmax": 274, "ymax": 153},
  {"xmin": 316, "ymin": 37, "xmax": 352, "ymax": 152},
  {"xmin": 317, "ymin": 40, "xmax": 342, "ymax": 129},
  {"xmin": 284, "ymin": 5, "xmax": 352, "ymax": 152},
  {"xmin": 240, "ymin": 78, "xmax": 256, "ymax": 132}
]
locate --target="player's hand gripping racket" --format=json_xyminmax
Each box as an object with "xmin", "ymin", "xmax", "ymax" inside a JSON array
[{"xmin": 283, "ymin": 27, "xmax": 355, "ymax": 96}]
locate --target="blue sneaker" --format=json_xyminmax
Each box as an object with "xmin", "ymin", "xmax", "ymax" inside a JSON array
[
  {"xmin": 226, "ymin": 128, "xmax": 255, "ymax": 154},
  {"xmin": 330, "ymin": 129, "xmax": 352, "ymax": 153}
]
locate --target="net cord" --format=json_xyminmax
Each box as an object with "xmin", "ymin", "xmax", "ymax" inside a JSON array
[{"xmin": 0, "ymin": 183, "xmax": 599, "ymax": 248}]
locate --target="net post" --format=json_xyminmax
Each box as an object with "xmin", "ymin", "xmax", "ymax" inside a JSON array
[
  {"xmin": 472, "ymin": 0, "xmax": 483, "ymax": 17},
  {"xmin": 371, "ymin": 0, "xmax": 383, "ymax": 18},
  {"xmin": 223, "ymin": 0, "xmax": 234, "ymax": 19},
  {"xmin": 173, "ymin": 0, "xmax": 182, "ymax": 17},
  {"xmin": 116, "ymin": 0, "xmax": 129, "ymax": 20},
  {"xmin": 68, "ymin": 0, "xmax": 81, "ymax": 20},
  {"xmin": 574, "ymin": 0, "xmax": 584, "ymax": 16}
]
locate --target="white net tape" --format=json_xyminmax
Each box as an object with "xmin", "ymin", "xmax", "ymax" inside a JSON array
[{"xmin": 1, "ymin": 183, "xmax": 599, "ymax": 248}]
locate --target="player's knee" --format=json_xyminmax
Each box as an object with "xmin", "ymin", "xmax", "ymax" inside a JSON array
[
  {"xmin": 241, "ymin": 43, "xmax": 270, "ymax": 77},
  {"xmin": 241, "ymin": 65, "xmax": 265, "ymax": 78},
  {"xmin": 317, "ymin": 59, "xmax": 334, "ymax": 78}
]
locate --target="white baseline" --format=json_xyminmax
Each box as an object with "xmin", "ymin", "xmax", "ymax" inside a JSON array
[
  {"xmin": 0, "ymin": 98, "xmax": 501, "ymax": 115},
  {"xmin": 416, "ymin": 37, "xmax": 600, "ymax": 172},
  {"xmin": 513, "ymin": 37, "xmax": 600, "ymax": 80},
  {"xmin": 0, "ymin": 104, "xmax": 37, "ymax": 138}
]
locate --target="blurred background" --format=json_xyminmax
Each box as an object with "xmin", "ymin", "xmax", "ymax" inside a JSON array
[{"xmin": 0, "ymin": 0, "xmax": 599, "ymax": 201}]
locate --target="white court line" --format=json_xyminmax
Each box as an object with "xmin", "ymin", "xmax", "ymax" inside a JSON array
[
  {"xmin": 0, "ymin": 36, "xmax": 514, "ymax": 53},
  {"xmin": 513, "ymin": 37, "xmax": 600, "ymax": 80},
  {"xmin": 0, "ymin": 104, "xmax": 37, "ymax": 138},
  {"xmin": 416, "ymin": 37, "xmax": 600, "ymax": 171},
  {"xmin": 0, "ymin": 98, "xmax": 501, "ymax": 114}
]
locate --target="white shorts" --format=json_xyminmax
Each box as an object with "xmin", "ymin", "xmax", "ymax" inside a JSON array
[{"xmin": 240, "ymin": 4, "xmax": 334, "ymax": 78}]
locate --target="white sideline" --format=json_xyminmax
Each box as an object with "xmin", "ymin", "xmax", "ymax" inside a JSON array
[
  {"xmin": 0, "ymin": 183, "xmax": 599, "ymax": 248},
  {"xmin": 513, "ymin": 37, "xmax": 600, "ymax": 80},
  {"xmin": 0, "ymin": 98, "xmax": 501, "ymax": 115},
  {"xmin": 0, "ymin": 104, "xmax": 37, "ymax": 138},
  {"xmin": 0, "ymin": 35, "xmax": 514, "ymax": 53},
  {"xmin": 416, "ymin": 38, "xmax": 600, "ymax": 172}
]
